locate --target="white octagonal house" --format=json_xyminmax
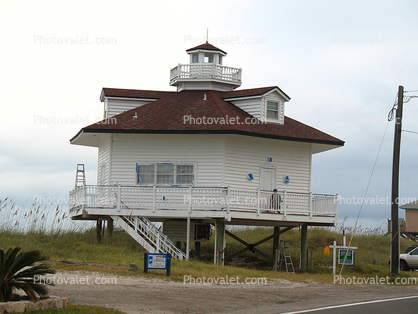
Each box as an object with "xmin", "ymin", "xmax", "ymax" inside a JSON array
[{"xmin": 69, "ymin": 42, "xmax": 344, "ymax": 269}]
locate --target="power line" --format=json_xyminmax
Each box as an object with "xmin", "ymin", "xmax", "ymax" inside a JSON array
[
  {"xmin": 339, "ymin": 116, "xmax": 391, "ymax": 275},
  {"xmin": 402, "ymin": 129, "xmax": 418, "ymax": 134}
]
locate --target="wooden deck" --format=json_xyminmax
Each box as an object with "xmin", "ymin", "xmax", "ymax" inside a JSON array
[{"xmin": 69, "ymin": 185, "xmax": 338, "ymax": 226}]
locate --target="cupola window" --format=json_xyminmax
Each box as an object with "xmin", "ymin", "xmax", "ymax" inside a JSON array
[{"xmin": 204, "ymin": 53, "xmax": 214, "ymax": 63}]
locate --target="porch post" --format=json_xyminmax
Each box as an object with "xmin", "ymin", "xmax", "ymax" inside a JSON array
[
  {"xmin": 216, "ymin": 220, "xmax": 226, "ymax": 266},
  {"xmin": 273, "ymin": 226, "xmax": 280, "ymax": 265},
  {"xmin": 195, "ymin": 241, "xmax": 201, "ymax": 258},
  {"xmin": 186, "ymin": 217, "xmax": 191, "ymax": 261},
  {"xmin": 213, "ymin": 222, "xmax": 217, "ymax": 265},
  {"xmin": 106, "ymin": 216, "xmax": 113, "ymax": 239},
  {"xmin": 300, "ymin": 225, "xmax": 308, "ymax": 272},
  {"xmin": 96, "ymin": 219, "xmax": 103, "ymax": 243}
]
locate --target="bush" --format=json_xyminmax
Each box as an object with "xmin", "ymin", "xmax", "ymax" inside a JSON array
[{"xmin": 0, "ymin": 247, "xmax": 55, "ymax": 302}]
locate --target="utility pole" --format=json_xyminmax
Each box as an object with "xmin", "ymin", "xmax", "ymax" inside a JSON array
[{"xmin": 390, "ymin": 85, "xmax": 404, "ymax": 275}]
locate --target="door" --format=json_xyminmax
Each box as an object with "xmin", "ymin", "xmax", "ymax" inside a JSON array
[
  {"xmin": 408, "ymin": 247, "xmax": 418, "ymax": 267},
  {"xmin": 260, "ymin": 167, "xmax": 276, "ymax": 191}
]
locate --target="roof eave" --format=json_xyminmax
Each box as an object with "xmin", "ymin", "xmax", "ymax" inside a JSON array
[
  {"xmin": 70, "ymin": 130, "xmax": 102, "ymax": 147},
  {"xmin": 80, "ymin": 128, "xmax": 344, "ymax": 146}
]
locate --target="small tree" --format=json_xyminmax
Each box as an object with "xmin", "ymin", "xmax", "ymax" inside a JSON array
[{"xmin": 0, "ymin": 247, "xmax": 56, "ymax": 302}]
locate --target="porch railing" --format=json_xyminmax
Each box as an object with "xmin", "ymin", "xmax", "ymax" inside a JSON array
[
  {"xmin": 69, "ymin": 185, "xmax": 338, "ymax": 217},
  {"xmin": 170, "ymin": 63, "xmax": 242, "ymax": 85}
]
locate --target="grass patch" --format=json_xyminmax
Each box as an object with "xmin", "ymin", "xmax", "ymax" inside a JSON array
[
  {"xmin": 1, "ymin": 223, "xmax": 416, "ymax": 280},
  {"xmin": 29, "ymin": 304, "xmax": 125, "ymax": 313}
]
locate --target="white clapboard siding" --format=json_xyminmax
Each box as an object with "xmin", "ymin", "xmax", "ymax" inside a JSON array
[
  {"xmin": 224, "ymin": 135, "xmax": 311, "ymax": 193},
  {"xmin": 97, "ymin": 134, "xmax": 111, "ymax": 186},
  {"xmin": 109, "ymin": 134, "xmax": 225, "ymax": 186},
  {"xmin": 105, "ymin": 98, "xmax": 156, "ymax": 118},
  {"xmin": 96, "ymin": 133, "xmax": 312, "ymax": 192},
  {"xmin": 177, "ymin": 81, "xmax": 235, "ymax": 92},
  {"xmin": 227, "ymin": 96, "xmax": 263, "ymax": 119}
]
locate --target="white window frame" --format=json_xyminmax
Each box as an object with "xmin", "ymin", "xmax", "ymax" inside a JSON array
[
  {"xmin": 265, "ymin": 99, "xmax": 284, "ymax": 124},
  {"xmin": 191, "ymin": 53, "xmax": 199, "ymax": 63},
  {"xmin": 135, "ymin": 162, "xmax": 196, "ymax": 186},
  {"xmin": 266, "ymin": 101, "xmax": 279, "ymax": 120}
]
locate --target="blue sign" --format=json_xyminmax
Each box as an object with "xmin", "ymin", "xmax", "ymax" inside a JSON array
[
  {"xmin": 147, "ymin": 253, "xmax": 167, "ymax": 269},
  {"xmin": 144, "ymin": 253, "xmax": 171, "ymax": 276}
]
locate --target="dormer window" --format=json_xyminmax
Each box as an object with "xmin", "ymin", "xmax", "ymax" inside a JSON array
[{"xmin": 267, "ymin": 101, "xmax": 279, "ymax": 120}]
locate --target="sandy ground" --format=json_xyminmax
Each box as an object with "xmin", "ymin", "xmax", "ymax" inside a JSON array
[{"xmin": 48, "ymin": 271, "xmax": 418, "ymax": 313}]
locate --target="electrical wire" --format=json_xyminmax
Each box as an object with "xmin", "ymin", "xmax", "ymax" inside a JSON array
[
  {"xmin": 402, "ymin": 129, "xmax": 418, "ymax": 135},
  {"xmin": 388, "ymin": 96, "xmax": 398, "ymax": 122},
  {"xmin": 339, "ymin": 96, "xmax": 397, "ymax": 274}
]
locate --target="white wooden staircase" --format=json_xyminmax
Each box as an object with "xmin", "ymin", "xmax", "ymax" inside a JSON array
[{"xmin": 111, "ymin": 215, "xmax": 187, "ymax": 260}]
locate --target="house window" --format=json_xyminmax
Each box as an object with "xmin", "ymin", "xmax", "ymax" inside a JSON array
[
  {"xmin": 136, "ymin": 163, "xmax": 195, "ymax": 186},
  {"xmin": 192, "ymin": 53, "xmax": 199, "ymax": 63},
  {"xmin": 176, "ymin": 165, "xmax": 194, "ymax": 185},
  {"xmin": 267, "ymin": 101, "xmax": 279, "ymax": 120},
  {"xmin": 136, "ymin": 164, "xmax": 155, "ymax": 185},
  {"xmin": 157, "ymin": 164, "xmax": 175, "ymax": 185}
]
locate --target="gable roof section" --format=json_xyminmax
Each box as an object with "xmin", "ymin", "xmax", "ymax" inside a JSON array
[
  {"xmin": 220, "ymin": 86, "xmax": 290, "ymax": 101},
  {"xmin": 72, "ymin": 89, "xmax": 344, "ymax": 146},
  {"xmin": 100, "ymin": 88, "xmax": 174, "ymax": 101}
]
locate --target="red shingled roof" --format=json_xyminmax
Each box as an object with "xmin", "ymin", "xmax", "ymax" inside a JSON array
[
  {"xmin": 73, "ymin": 89, "xmax": 344, "ymax": 146},
  {"xmin": 186, "ymin": 43, "xmax": 227, "ymax": 55}
]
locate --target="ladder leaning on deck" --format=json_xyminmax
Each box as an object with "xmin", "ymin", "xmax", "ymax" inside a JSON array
[
  {"xmin": 110, "ymin": 215, "xmax": 187, "ymax": 260},
  {"xmin": 75, "ymin": 164, "xmax": 86, "ymax": 188},
  {"xmin": 278, "ymin": 240, "xmax": 295, "ymax": 273}
]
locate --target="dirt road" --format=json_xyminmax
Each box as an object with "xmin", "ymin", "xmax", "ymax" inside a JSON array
[{"xmin": 49, "ymin": 272, "xmax": 418, "ymax": 313}]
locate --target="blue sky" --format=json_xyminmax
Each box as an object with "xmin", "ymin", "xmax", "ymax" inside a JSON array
[{"xmin": 1, "ymin": 0, "xmax": 418, "ymax": 229}]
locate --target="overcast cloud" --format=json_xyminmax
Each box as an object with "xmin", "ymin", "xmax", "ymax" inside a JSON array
[{"xmin": 1, "ymin": 0, "xmax": 418, "ymax": 229}]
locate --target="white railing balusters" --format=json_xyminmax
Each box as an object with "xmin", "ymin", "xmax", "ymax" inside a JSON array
[
  {"xmin": 256, "ymin": 188, "xmax": 260, "ymax": 216},
  {"xmin": 188, "ymin": 186, "xmax": 192, "ymax": 214},
  {"xmin": 153, "ymin": 185, "xmax": 156, "ymax": 213},
  {"xmin": 69, "ymin": 185, "xmax": 338, "ymax": 218},
  {"xmin": 170, "ymin": 64, "xmax": 242, "ymax": 85},
  {"xmin": 226, "ymin": 186, "xmax": 230, "ymax": 214},
  {"xmin": 117, "ymin": 185, "xmax": 121, "ymax": 212},
  {"xmin": 309, "ymin": 192, "xmax": 313, "ymax": 218},
  {"xmin": 283, "ymin": 190, "xmax": 287, "ymax": 217}
]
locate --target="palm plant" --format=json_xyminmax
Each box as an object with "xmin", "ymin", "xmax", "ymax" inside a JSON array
[{"xmin": 0, "ymin": 247, "xmax": 56, "ymax": 302}]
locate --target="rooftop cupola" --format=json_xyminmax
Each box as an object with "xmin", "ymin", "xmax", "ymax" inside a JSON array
[{"xmin": 170, "ymin": 42, "xmax": 242, "ymax": 92}]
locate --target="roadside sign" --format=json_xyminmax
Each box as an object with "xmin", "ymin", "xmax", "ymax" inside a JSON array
[
  {"xmin": 338, "ymin": 249, "xmax": 354, "ymax": 265},
  {"xmin": 144, "ymin": 253, "xmax": 171, "ymax": 276},
  {"xmin": 147, "ymin": 253, "xmax": 167, "ymax": 269}
]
